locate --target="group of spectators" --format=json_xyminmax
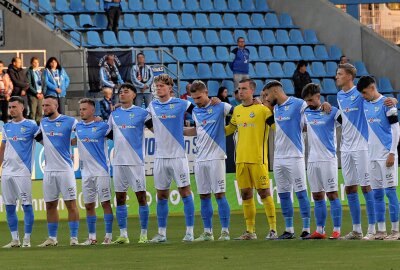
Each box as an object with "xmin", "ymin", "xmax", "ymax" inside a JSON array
[{"xmin": 0, "ymin": 56, "xmax": 69, "ymax": 124}]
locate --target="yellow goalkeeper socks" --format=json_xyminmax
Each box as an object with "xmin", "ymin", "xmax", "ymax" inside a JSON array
[
  {"xmin": 242, "ymin": 198, "xmax": 256, "ymax": 233},
  {"xmin": 262, "ymin": 196, "xmax": 277, "ymax": 232}
]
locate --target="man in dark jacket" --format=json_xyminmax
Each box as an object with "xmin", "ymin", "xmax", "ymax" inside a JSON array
[
  {"xmin": 8, "ymin": 57, "xmax": 29, "ymax": 114},
  {"xmin": 292, "ymin": 60, "xmax": 312, "ymax": 98},
  {"xmin": 229, "ymin": 37, "xmax": 250, "ymax": 91}
]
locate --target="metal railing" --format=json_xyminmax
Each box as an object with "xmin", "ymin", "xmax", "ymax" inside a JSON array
[{"xmin": 0, "ymin": 49, "xmax": 46, "ymax": 68}]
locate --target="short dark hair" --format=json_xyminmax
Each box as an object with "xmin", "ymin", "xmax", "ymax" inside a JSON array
[
  {"xmin": 79, "ymin": 98, "xmax": 96, "ymax": 107},
  {"xmin": 30, "ymin": 56, "xmax": 39, "ymax": 65},
  {"xmin": 239, "ymin": 78, "xmax": 256, "ymax": 90},
  {"xmin": 137, "ymin": 52, "xmax": 145, "ymax": 59},
  {"xmin": 190, "ymin": 80, "xmax": 207, "ymax": 93},
  {"xmin": 263, "ymin": 80, "xmax": 283, "ymax": 91},
  {"xmin": 301, "ymin": 83, "xmax": 321, "ymax": 99},
  {"xmin": 44, "ymin": 95, "xmax": 59, "ymax": 101},
  {"xmin": 340, "ymin": 55, "xmax": 346, "ymax": 59},
  {"xmin": 237, "ymin": 37, "xmax": 245, "ymax": 42},
  {"xmin": 356, "ymin": 76, "xmax": 376, "ymax": 92},
  {"xmin": 296, "ymin": 60, "xmax": 308, "ymax": 70},
  {"xmin": 11, "ymin": 57, "xmax": 21, "ymax": 65},
  {"xmin": 9, "ymin": 96, "xmax": 25, "ymax": 105},
  {"xmin": 234, "ymin": 89, "xmax": 238, "ymax": 94},
  {"xmin": 119, "ymin": 83, "xmax": 137, "ymax": 93}
]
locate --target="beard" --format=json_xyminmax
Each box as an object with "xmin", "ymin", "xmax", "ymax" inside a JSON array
[
  {"xmin": 270, "ymin": 99, "xmax": 277, "ymax": 107},
  {"xmin": 44, "ymin": 111, "xmax": 55, "ymax": 118}
]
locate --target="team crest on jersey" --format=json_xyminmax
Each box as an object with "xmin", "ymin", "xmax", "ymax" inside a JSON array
[
  {"xmin": 169, "ymin": 104, "xmax": 175, "ymax": 109},
  {"xmin": 284, "ymin": 106, "xmax": 290, "ymax": 111},
  {"xmin": 351, "ymin": 95, "xmax": 356, "ymax": 101},
  {"xmin": 249, "ymin": 112, "xmax": 255, "ymax": 118},
  {"xmin": 91, "ymin": 127, "xmax": 97, "ymax": 132},
  {"xmin": 20, "ymin": 127, "xmax": 26, "ymax": 133},
  {"xmin": 129, "ymin": 113, "xmax": 135, "ymax": 118},
  {"xmin": 374, "ymin": 106, "xmax": 380, "ymax": 112},
  {"xmin": 207, "ymin": 108, "xmax": 213, "ymax": 114},
  {"xmin": 55, "ymin": 122, "xmax": 61, "ymax": 127}
]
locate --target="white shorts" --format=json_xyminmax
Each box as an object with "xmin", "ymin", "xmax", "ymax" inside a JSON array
[
  {"xmin": 154, "ymin": 158, "xmax": 190, "ymax": 190},
  {"xmin": 307, "ymin": 160, "xmax": 338, "ymax": 193},
  {"xmin": 1, "ymin": 175, "xmax": 32, "ymax": 205},
  {"xmin": 113, "ymin": 165, "xmax": 146, "ymax": 193},
  {"xmin": 370, "ymin": 159, "xmax": 398, "ymax": 189},
  {"xmin": 43, "ymin": 170, "xmax": 77, "ymax": 202},
  {"xmin": 82, "ymin": 176, "xmax": 112, "ymax": 204},
  {"xmin": 341, "ymin": 150, "xmax": 370, "ymax": 187},
  {"xmin": 273, "ymin": 157, "xmax": 307, "ymax": 193},
  {"xmin": 195, "ymin": 159, "xmax": 226, "ymax": 194}
]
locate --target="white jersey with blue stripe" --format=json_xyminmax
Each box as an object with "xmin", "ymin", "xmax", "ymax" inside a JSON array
[
  {"xmin": 305, "ymin": 106, "xmax": 341, "ymax": 162},
  {"xmin": 274, "ymin": 97, "xmax": 307, "ymax": 159},
  {"xmin": 1, "ymin": 119, "xmax": 40, "ymax": 176},
  {"xmin": 76, "ymin": 121, "xmax": 111, "ymax": 178},
  {"xmin": 148, "ymin": 97, "xmax": 191, "ymax": 158},
  {"xmin": 337, "ymin": 86, "xmax": 368, "ymax": 152},
  {"xmin": 192, "ymin": 102, "xmax": 232, "ymax": 161},
  {"xmin": 364, "ymin": 95, "xmax": 398, "ymax": 160},
  {"xmin": 108, "ymin": 105, "xmax": 148, "ymax": 166},
  {"xmin": 40, "ymin": 115, "xmax": 78, "ymax": 172}
]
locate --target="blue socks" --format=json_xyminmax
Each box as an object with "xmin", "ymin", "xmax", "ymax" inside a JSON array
[
  {"xmin": 279, "ymin": 192, "xmax": 294, "ymax": 231},
  {"xmin": 104, "ymin": 213, "xmax": 114, "ymax": 234},
  {"xmin": 86, "ymin": 215, "xmax": 97, "ymax": 234},
  {"xmin": 69, "ymin": 221, "xmax": 79, "ymax": 238},
  {"xmin": 48, "ymin": 222, "xmax": 58, "ymax": 238},
  {"xmin": 363, "ymin": 190, "xmax": 376, "ymax": 226},
  {"xmin": 6, "ymin": 205, "xmax": 18, "ymax": 233},
  {"xmin": 116, "ymin": 205, "xmax": 127, "ymax": 230},
  {"xmin": 347, "ymin": 192, "xmax": 361, "ymax": 225},
  {"xmin": 216, "ymin": 197, "xmax": 230, "ymax": 229},
  {"xmin": 296, "ymin": 190, "xmax": 311, "ymax": 230},
  {"xmin": 182, "ymin": 195, "xmax": 195, "ymax": 227},
  {"xmin": 200, "ymin": 197, "xmax": 213, "ymax": 230},
  {"xmin": 329, "ymin": 198, "xmax": 342, "ymax": 228},
  {"xmin": 22, "ymin": 205, "xmax": 34, "ymax": 235},
  {"xmin": 157, "ymin": 198, "xmax": 169, "ymax": 228},
  {"xmin": 374, "ymin": 188, "xmax": 386, "ymax": 224},
  {"xmin": 386, "ymin": 187, "xmax": 399, "ymax": 223},
  {"xmin": 314, "ymin": 199, "xmax": 327, "ymax": 227},
  {"xmin": 139, "ymin": 205, "xmax": 149, "ymax": 230}
]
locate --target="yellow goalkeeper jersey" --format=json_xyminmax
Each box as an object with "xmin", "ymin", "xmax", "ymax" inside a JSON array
[{"xmin": 226, "ymin": 104, "xmax": 274, "ymax": 165}]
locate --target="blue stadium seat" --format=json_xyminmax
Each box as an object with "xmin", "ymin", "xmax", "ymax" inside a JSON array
[
  {"xmin": 329, "ymin": 45, "xmax": 342, "ymax": 60},
  {"xmin": 216, "ymin": 46, "xmax": 230, "ymax": 61},
  {"xmin": 234, "ymin": 30, "xmax": 247, "ymax": 42},
  {"xmin": 70, "ymin": 31, "xmax": 83, "ymax": 46},
  {"xmin": 307, "ymin": 65, "xmax": 315, "ymax": 77},
  {"xmin": 226, "ymin": 63, "xmax": 233, "ymax": 77},
  {"xmin": 322, "ymin": 79, "xmax": 338, "ymax": 94},
  {"xmin": 196, "ymin": 13, "xmax": 210, "ymax": 28},
  {"xmin": 56, "ymin": 0, "xmax": 71, "ymax": 12},
  {"xmin": 129, "ymin": 0, "xmax": 142, "ymax": 11},
  {"xmin": 237, "ymin": 14, "xmax": 252, "ymax": 27},
  {"xmin": 138, "ymin": 14, "xmax": 152, "ymax": 28},
  {"xmin": 154, "ymin": 14, "xmax": 167, "ymax": 28},
  {"xmin": 158, "ymin": 0, "xmax": 171, "ymax": 11},
  {"xmin": 265, "ymin": 13, "xmax": 279, "ymax": 28},
  {"xmin": 144, "ymin": 50, "xmax": 160, "ymax": 63},
  {"xmin": 171, "ymin": 0, "xmax": 185, "ymax": 10},
  {"xmin": 384, "ymin": 93, "xmax": 395, "ymax": 98},
  {"xmin": 118, "ymin": 31, "xmax": 133, "ymax": 46},
  {"xmin": 311, "ymin": 62, "xmax": 327, "ymax": 77},
  {"xmin": 21, "ymin": 0, "xmax": 37, "ymax": 12},
  {"xmin": 87, "ymin": 31, "xmax": 103, "ymax": 47},
  {"xmin": 38, "ymin": 0, "xmax": 53, "ymax": 12},
  {"xmin": 214, "ymin": 0, "xmax": 228, "ymax": 11},
  {"xmin": 228, "ymin": 0, "xmax": 241, "ymax": 11},
  {"xmin": 167, "ymin": 14, "xmax": 181, "ymax": 28},
  {"xmin": 248, "ymin": 30, "xmax": 262, "ymax": 44},
  {"xmin": 314, "ymin": 45, "xmax": 330, "ymax": 60},
  {"xmin": 289, "ymin": 29, "xmax": 304, "ymax": 44},
  {"xmin": 325, "ymin": 61, "xmax": 338, "ymax": 77},
  {"xmin": 103, "ymin": 31, "xmax": 119, "ymax": 46},
  {"xmin": 202, "ymin": 47, "xmax": 217, "ymax": 62},
  {"xmin": 269, "ymin": 62, "xmax": 285, "ymax": 78},
  {"xmin": 179, "ymin": 81, "xmax": 188, "ymax": 95},
  {"xmin": 242, "ymin": 0, "xmax": 255, "ymax": 11},
  {"xmin": 287, "ymin": 46, "xmax": 301, "ymax": 61},
  {"xmin": 205, "ymin": 30, "xmax": 220, "ymax": 45},
  {"xmin": 320, "ymin": 96, "xmax": 325, "ymax": 103},
  {"xmin": 326, "ymin": 95, "xmax": 338, "ymax": 108},
  {"xmin": 148, "ymin": 30, "xmax": 162, "ymax": 45},
  {"xmin": 262, "ymin": 30, "xmax": 277, "ymax": 44},
  {"xmin": 188, "ymin": 47, "xmax": 203, "ymax": 62},
  {"xmin": 212, "ymin": 63, "xmax": 228, "ymax": 79},
  {"xmin": 255, "ymin": 63, "xmax": 270, "ymax": 78},
  {"xmin": 276, "ymin": 30, "xmax": 291, "ymax": 44},
  {"xmin": 252, "ymin": 13, "xmax": 265, "ymax": 27},
  {"xmin": 221, "ymin": 80, "xmax": 235, "ymax": 94},
  {"xmin": 220, "ymin": 30, "xmax": 234, "ymax": 45},
  {"xmin": 300, "ymin": 46, "xmax": 316, "ymax": 61},
  {"xmin": 283, "ymin": 62, "xmax": 296, "ymax": 77},
  {"xmin": 354, "ymin": 61, "xmax": 369, "ymax": 76},
  {"xmin": 192, "ymin": 30, "xmax": 206, "ymax": 45},
  {"xmin": 168, "ymin": 64, "xmax": 179, "ymax": 75},
  {"xmin": 185, "ymin": 0, "xmax": 200, "ymax": 11},
  {"xmin": 70, "ymin": 0, "xmax": 84, "ymax": 12},
  {"xmin": 246, "ymin": 63, "xmax": 255, "ymax": 77},
  {"xmin": 304, "ymin": 29, "xmax": 320, "ymax": 44},
  {"xmin": 62, "ymin": 15, "xmax": 78, "ymax": 30},
  {"xmin": 258, "ymin": 46, "xmax": 274, "ymax": 61},
  {"xmin": 207, "ymin": 81, "xmax": 220, "ymax": 96},
  {"xmin": 182, "ymin": 64, "xmax": 198, "ymax": 79},
  {"xmin": 312, "ymin": 78, "xmax": 321, "ymax": 86},
  {"xmin": 173, "ymin": 47, "xmax": 188, "ymax": 62},
  {"xmin": 272, "ymin": 46, "xmax": 288, "ymax": 61},
  {"xmin": 79, "ymin": 14, "xmax": 95, "ymax": 28},
  {"xmin": 85, "ymin": 0, "xmax": 101, "ymax": 12},
  {"xmin": 133, "ymin": 31, "xmax": 148, "ymax": 46},
  {"xmin": 94, "ymin": 14, "xmax": 107, "ymax": 28},
  {"xmin": 124, "ymin": 14, "xmax": 138, "ymax": 28},
  {"xmin": 198, "ymin": 63, "xmax": 212, "ymax": 78},
  {"xmin": 246, "ymin": 46, "xmax": 259, "ymax": 61},
  {"xmin": 281, "ymin": 79, "xmax": 295, "ymax": 95},
  {"xmin": 200, "ymin": 0, "xmax": 214, "ymax": 11},
  {"xmin": 143, "ymin": 0, "xmax": 157, "ymax": 11},
  {"xmin": 280, "ymin": 13, "xmax": 296, "ymax": 28},
  {"xmin": 254, "ymin": 80, "xmax": 264, "ymax": 95},
  {"xmin": 177, "ymin": 30, "xmax": 191, "ymax": 45},
  {"xmin": 378, "ymin": 77, "xmax": 394, "ymax": 93},
  {"xmin": 182, "ymin": 14, "xmax": 195, "ymax": 28},
  {"xmin": 119, "ymin": 0, "xmax": 128, "ymax": 12},
  {"xmin": 353, "ymin": 78, "xmax": 359, "ymax": 86},
  {"xmin": 209, "ymin": 13, "xmax": 224, "ymax": 28},
  {"xmin": 224, "ymin": 14, "xmax": 238, "ymax": 28},
  {"xmin": 255, "ymin": 0, "xmax": 269, "ymax": 10}
]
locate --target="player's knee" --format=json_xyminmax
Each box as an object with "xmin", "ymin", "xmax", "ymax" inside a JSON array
[
  {"xmin": 361, "ymin": 185, "xmax": 372, "ymax": 193},
  {"xmin": 136, "ymin": 192, "xmax": 147, "ymax": 206},
  {"xmin": 241, "ymin": 188, "xmax": 253, "ymax": 200},
  {"xmin": 345, "ymin": 185, "xmax": 358, "ymax": 194},
  {"xmin": 326, "ymin": 192, "xmax": 338, "ymax": 201},
  {"xmin": 46, "ymin": 201, "xmax": 58, "ymax": 211},
  {"xmin": 214, "ymin": 193, "xmax": 224, "ymax": 200},
  {"xmin": 178, "ymin": 186, "xmax": 192, "ymax": 197},
  {"xmin": 257, "ymin": 188, "xmax": 270, "ymax": 199},
  {"xmin": 312, "ymin": 192, "xmax": 325, "ymax": 201},
  {"xmin": 115, "ymin": 192, "xmax": 126, "ymax": 205},
  {"xmin": 85, "ymin": 202, "xmax": 95, "ymax": 212}
]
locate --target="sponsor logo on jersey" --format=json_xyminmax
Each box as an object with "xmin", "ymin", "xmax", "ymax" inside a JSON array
[
  {"xmin": 276, "ymin": 115, "xmax": 291, "ymax": 121},
  {"xmin": 201, "ymin": 119, "xmax": 216, "ymax": 126},
  {"xmin": 238, "ymin": 122, "xmax": 255, "ymax": 127},
  {"xmin": 309, "ymin": 119, "xmax": 326, "ymax": 125},
  {"xmin": 11, "ymin": 136, "xmax": 27, "ymax": 141},
  {"xmin": 344, "ymin": 107, "xmax": 358, "ymax": 113},
  {"xmin": 118, "ymin": 124, "xmax": 137, "ymax": 129},
  {"xmin": 81, "ymin": 137, "xmax": 99, "ymax": 143},
  {"xmin": 158, "ymin": 114, "xmax": 176, "ymax": 119},
  {"xmin": 46, "ymin": 131, "xmax": 63, "ymax": 137},
  {"xmin": 368, "ymin": 118, "xmax": 381, "ymax": 123}
]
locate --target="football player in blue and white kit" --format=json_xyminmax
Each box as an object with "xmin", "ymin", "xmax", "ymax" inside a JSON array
[
  {"xmin": 38, "ymin": 96, "xmax": 80, "ymax": 247},
  {"xmin": 148, "ymin": 74, "xmax": 196, "ymax": 243},
  {"xmin": 0, "ymin": 96, "xmax": 41, "ymax": 248},
  {"xmin": 184, "ymin": 80, "xmax": 232, "ymax": 241},
  {"xmin": 357, "ymin": 76, "xmax": 400, "ymax": 240},
  {"xmin": 301, "ymin": 83, "xmax": 343, "ymax": 239},
  {"xmin": 75, "ymin": 98, "xmax": 113, "ymax": 245},
  {"xmin": 108, "ymin": 83, "xmax": 152, "ymax": 244}
]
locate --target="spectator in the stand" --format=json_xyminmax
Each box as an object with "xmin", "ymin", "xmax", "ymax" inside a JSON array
[
  {"xmin": 26, "ymin": 57, "xmax": 44, "ymax": 124},
  {"xmin": 230, "ymin": 89, "xmax": 241, "ymax": 107},
  {"xmin": 104, "ymin": 0, "xmax": 121, "ymax": 34},
  {"xmin": 131, "ymin": 53, "xmax": 154, "ymax": 108},
  {"xmin": 340, "ymin": 55, "xmax": 348, "ymax": 65},
  {"xmin": 100, "ymin": 54, "xmax": 123, "ymax": 102},
  {"xmin": 0, "ymin": 61, "xmax": 12, "ymax": 122},
  {"xmin": 217, "ymin": 86, "xmax": 230, "ymax": 104},
  {"xmin": 8, "ymin": 57, "xmax": 29, "ymax": 115},
  {"xmin": 180, "ymin": 83, "xmax": 191, "ymax": 100},
  {"xmin": 99, "ymin": 87, "xmax": 115, "ymax": 121},
  {"xmin": 229, "ymin": 37, "xmax": 250, "ymax": 91},
  {"xmin": 43, "ymin": 57, "xmax": 70, "ymax": 114},
  {"xmin": 292, "ymin": 60, "xmax": 312, "ymax": 98}
]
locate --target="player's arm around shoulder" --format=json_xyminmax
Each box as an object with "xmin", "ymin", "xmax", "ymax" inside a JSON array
[{"xmin": 225, "ymin": 106, "xmax": 237, "ymax": 136}]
